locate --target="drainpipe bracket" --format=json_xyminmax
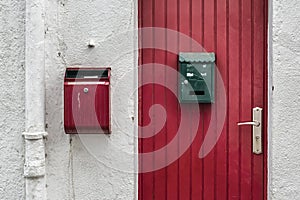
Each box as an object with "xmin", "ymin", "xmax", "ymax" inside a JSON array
[{"xmin": 23, "ymin": 132, "xmax": 48, "ymax": 140}]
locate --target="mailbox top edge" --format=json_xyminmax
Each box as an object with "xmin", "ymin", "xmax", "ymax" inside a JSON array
[
  {"xmin": 65, "ymin": 67, "xmax": 111, "ymax": 80},
  {"xmin": 179, "ymin": 52, "xmax": 215, "ymax": 63}
]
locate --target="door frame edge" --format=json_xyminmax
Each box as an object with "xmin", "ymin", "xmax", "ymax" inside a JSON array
[{"xmin": 267, "ymin": 0, "xmax": 273, "ymax": 199}]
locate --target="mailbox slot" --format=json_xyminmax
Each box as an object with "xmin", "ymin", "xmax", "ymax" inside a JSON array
[{"xmin": 64, "ymin": 67, "xmax": 111, "ymax": 134}]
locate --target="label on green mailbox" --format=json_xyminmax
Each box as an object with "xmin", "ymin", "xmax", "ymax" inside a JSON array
[{"xmin": 179, "ymin": 52, "xmax": 215, "ymax": 103}]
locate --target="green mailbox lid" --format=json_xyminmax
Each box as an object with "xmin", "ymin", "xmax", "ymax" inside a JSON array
[{"xmin": 179, "ymin": 52, "xmax": 215, "ymax": 63}]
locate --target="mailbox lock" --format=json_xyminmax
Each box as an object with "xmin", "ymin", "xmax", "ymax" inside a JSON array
[{"xmin": 83, "ymin": 87, "xmax": 89, "ymax": 93}]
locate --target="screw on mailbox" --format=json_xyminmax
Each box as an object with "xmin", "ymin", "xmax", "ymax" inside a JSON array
[{"xmin": 83, "ymin": 88, "xmax": 89, "ymax": 93}]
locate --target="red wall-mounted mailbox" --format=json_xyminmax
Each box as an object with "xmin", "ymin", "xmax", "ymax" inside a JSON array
[{"xmin": 64, "ymin": 67, "xmax": 111, "ymax": 134}]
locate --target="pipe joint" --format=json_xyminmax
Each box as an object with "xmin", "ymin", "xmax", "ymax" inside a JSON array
[{"xmin": 23, "ymin": 132, "xmax": 48, "ymax": 140}]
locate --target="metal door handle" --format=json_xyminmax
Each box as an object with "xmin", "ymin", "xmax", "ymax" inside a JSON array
[
  {"xmin": 237, "ymin": 107, "xmax": 263, "ymax": 155},
  {"xmin": 237, "ymin": 121, "xmax": 260, "ymax": 127}
]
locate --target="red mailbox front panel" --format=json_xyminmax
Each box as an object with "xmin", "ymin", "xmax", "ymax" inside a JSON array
[{"xmin": 64, "ymin": 68, "xmax": 111, "ymax": 134}]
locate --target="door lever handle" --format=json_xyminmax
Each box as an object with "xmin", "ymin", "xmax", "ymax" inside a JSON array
[
  {"xmin": 237, "ymin": 121, "xmax": 260, "ymax": 127},
  {"xmin": 237, "ymin": 107, "xmax": 263, "ymax": 154}
]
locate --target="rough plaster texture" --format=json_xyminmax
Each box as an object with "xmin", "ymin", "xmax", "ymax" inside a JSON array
[
  {"xmin": 44, "ymin": 0, "xmax": 137, "ymax": 199},
  {"xmin": 270, "ymin": 0, "xmax": 300, "ymax": 199},
  {"xmin": 0, "ymin": 0, "xmax": 25, "ymax": 199}
]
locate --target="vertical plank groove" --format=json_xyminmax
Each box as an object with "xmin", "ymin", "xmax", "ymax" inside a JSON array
[
  {"xmin": 238, "ymin": 0, "xmax": 242, "ymax": 198},
  {"xmin": 177, "ymin": 0, "xmax": 180, "ymax": 198},
  {"xmin": 165, "ymin": 0, "xmax": 180, "ymax": 198},
  {"xmin": 226, "ymin": 0, "xmax": 230, "ymax": 199},
  {"xmin": 240, "ymin": 0, "xmax": 253, "ymax": 198},
  {"xmin": 228, "ymin": 0, "xmax": 241, "ymax": 198},
  {"xmin": 153, "ymin": 0, "xmax": 168, "ymax": 198},
  {"xmin": 141, "ymin": 0, "xmax": 155, "ymax": 199},
  {"xmin": 250, "ymin": 0, "xmax": 254, "ymax": 198},
  {"xmin": 201, "ymin": 2, "xmax": 205, "ymax": 200},
  {"xmin": 216, "ymin": 0, "xmax": 228, "ymax": 199},
  {"xmin": 138, "ymin": 0, "xmax": 143, "ymax": 199},
  {"xmin": 164, "ymin": 1, "xmax": 168, "ymax": 200},
  {"xmin": 189, "ymin": 1, "xmax": 193, "ymax": 200},
  {"xmin": 178, "ymin": 0, "xmax": 191, "ymax": 199},
  {"xmin": 203, "ymin": 0, "xmax": 216, "ymax": 198},
  {"xmin": 213, "ymin": 0, "xmax": 218, "ymax": 198},
  {"xmin": 152, "ymin": 1, "xmax": 155, "ymax": 198},
  {"xmin": 253, "ymin": 0, "xmax": 264, "ymax": 199}
]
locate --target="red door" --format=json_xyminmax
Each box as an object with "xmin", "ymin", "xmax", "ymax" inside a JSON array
[{"xmin": 138, "ymin": 0, "xmax": 268, "ymax": 199}]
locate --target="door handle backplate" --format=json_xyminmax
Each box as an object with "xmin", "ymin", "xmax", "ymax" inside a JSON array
[{"xmin": 237, "ymin": 107, "xmax": 262, "ymax": 155}]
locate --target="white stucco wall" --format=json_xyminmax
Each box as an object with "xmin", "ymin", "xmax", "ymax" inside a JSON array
[
  {"xmin": 44, "ymin": 0, "xmax": 137, "ymax": 199},
  {"xmin": 0, "ymin": 0, "xmax": 25, "ymax": 199},
  {"xmin": 270, "ymin": 0, "xmax": 300, "ymax": 199},
  {"xmin": 0, "ymin": 0, "xmax": 137, "ymax": 199}
]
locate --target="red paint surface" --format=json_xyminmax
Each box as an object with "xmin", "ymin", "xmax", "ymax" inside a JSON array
[
  {"xmin": 64, "ymin": 68, "xmax": 111, "ymax": 134},
  {"xmin": 138, "ymin": 0, "xmax": 268, "ymax": 199}
]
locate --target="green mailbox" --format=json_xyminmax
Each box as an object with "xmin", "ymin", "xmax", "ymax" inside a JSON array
[{"xmin": 179, "ymin": 52, "xmax": 215, "ymax": 103}]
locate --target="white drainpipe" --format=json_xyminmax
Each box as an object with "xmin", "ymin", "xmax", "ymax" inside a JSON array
[{"xmin": 23, "ymin": 0, "xmax": 47, "ymax": 199}]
